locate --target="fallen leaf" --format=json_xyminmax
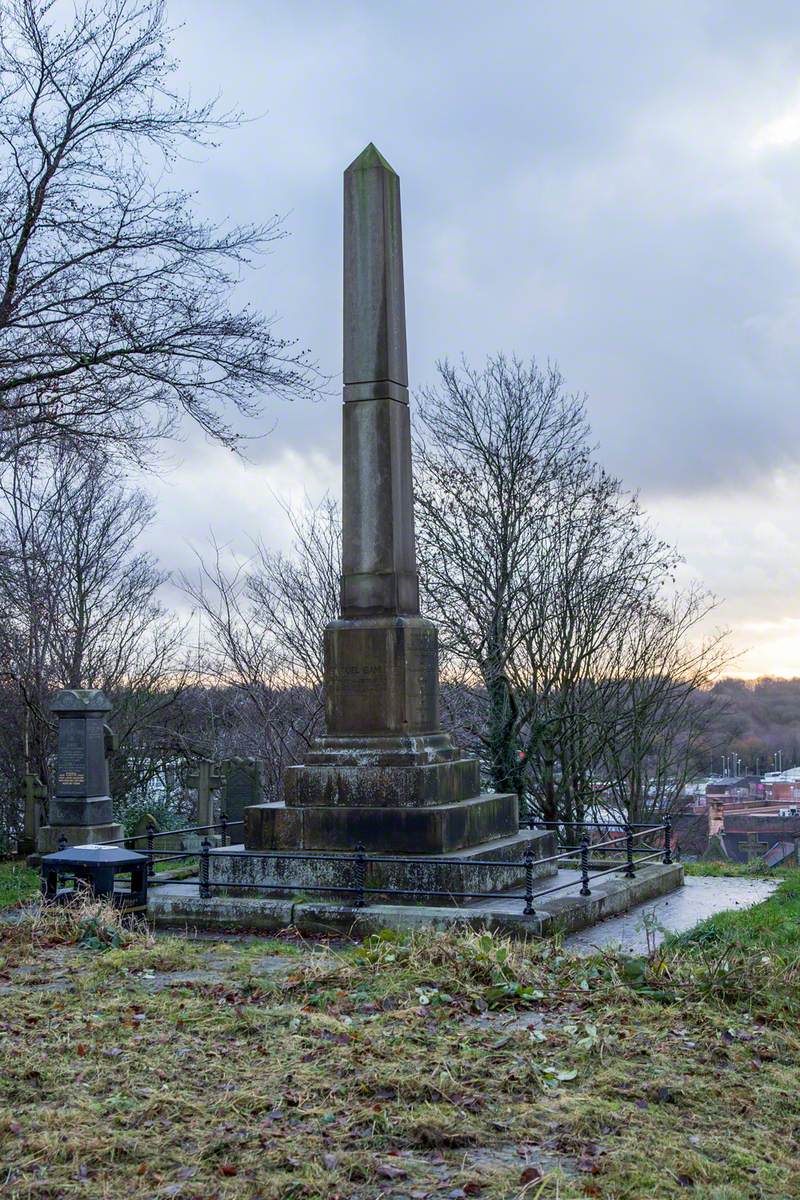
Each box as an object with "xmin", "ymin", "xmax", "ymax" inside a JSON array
[
  {"xmin": 218, "ymin": 1164, "xmax": 238, "ymax": 1177},
  {"xmin": 520, "ymin": 1166, "xmax": 542, "ymax": 1184},
  {"xmin": 377, "ymin": 1163, "xmax": 408, "ymax": 1180}
]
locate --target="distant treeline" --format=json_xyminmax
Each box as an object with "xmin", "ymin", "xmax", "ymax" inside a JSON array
[{"xmin": 697, "ymin": 677, "xmax": 800, "ymax": 773}]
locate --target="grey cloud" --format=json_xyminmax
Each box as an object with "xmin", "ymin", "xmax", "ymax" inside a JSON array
[
  {"xmin": 139, "ymin": 0, "xmax": 800, "ymax": 673},
  {"xmin": 160, "ymin": 0, "xmax": 800, "ymax": 497}
]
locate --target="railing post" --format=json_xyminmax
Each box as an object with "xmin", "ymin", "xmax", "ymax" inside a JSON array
[
  {"xmin": 146, "ymin": 821, "xmax": 156, "ymax": 883},
  {"xmin": 523, "ymin": 846, "xmax": 535, "ymax": 914},
  {"xmin": 663, "ymin": 814, "xmax": 673, "ymax": 865},
  {"xmin": 579, "ymin": 836, "xmax": 591, "ymax": 896},
  {"xmin": 625, "ymin": 823, "xmax": 636, "ymax": 878},
  {"xmin": 56, "ymin": 833, "xmax": 68, "ymax": 894},
  {"xmin": 220, "ymin": 810, "xmax": 228, "ymax": 847},
  {"xmin": 353, "ymin": 843, "xmax": 367, "ymax": 908},
  {"xmin": 199, "ymin": 838, "xmax": 211, "ymax": 899}
]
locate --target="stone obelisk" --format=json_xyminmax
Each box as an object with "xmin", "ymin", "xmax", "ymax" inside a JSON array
[{"xmin": 241, "ymin": 146, "xmax": 551, "ymax": 894}]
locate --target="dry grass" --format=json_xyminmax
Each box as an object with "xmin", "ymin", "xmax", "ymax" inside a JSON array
[{"xmin": 1, "ymin": 904, "xmax": 799, "ymax": 1198}]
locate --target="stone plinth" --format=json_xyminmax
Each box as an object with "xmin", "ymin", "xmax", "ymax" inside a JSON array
[
  {"xmin": 247, "ymin": 791, "xmax": 519, "ymax": 854},
  {"xmin": 285, "ymin": 740, "xmax": 479, "ymax": 809},
  {"xmin": 37, "ymin": 822, "xmax": 123, "ymax": 854},
  {"xmin": 155, "ymin": 861, "xmax": 683, "ymax": 937},
  {"xmin": 324, "ymin": 616, "xmax": 438, "ymax": 735},
  {"xmin": 252, "ymin": 611, "xmax": 517, "ymax": 866},
  {"xmin": 212, "ymin": 828, "xmax": 556, "ymax": 905}
]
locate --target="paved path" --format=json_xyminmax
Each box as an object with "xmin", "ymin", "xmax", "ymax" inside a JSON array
[{"xmin": 564, "ymin": 873, "xmax": 777, "ymax": 956}]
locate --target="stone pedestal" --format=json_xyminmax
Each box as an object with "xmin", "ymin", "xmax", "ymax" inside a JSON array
[
  {"xmin": 37, "ymin": 821, "xmax": 123, "ymax": 854},
  {"xmin": 243, "ymin": 608, "xmax": 547, "ymax": 895},
  {"xmin": 37, "ymin": 689, "xmax": 122, "ymax": 854},
  {"xmin": 246, "ymin": 612, "xmax": 529, "ymax": 870},
  {"xmin": 213, "ymin": 829, "xmax": 556, "ymax": 905}
]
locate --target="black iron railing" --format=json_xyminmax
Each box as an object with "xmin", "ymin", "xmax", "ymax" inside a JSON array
[
  {"xmin": 139, "ymin": 817, "xmax": 674, "ymax": 918},
  {"xmin": 55, "ymin": 815, "xmax": 246, "ymax": 881},
  {"xmin": 55, "ymin": 814, "xmax": 675, "ymax": 917}
]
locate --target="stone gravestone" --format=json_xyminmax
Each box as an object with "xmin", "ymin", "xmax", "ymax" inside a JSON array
[
  {"xmin": 237, "ymin": 146, "xmax": 554, "ymax": 901},
  {"xmin": 740, "ymin": 832, "xmax": 768, "ymax": 862},
  {"xmin": 20, "ymin": 773, "xmax": 47, "ymax": 855},
  {"xmin": 222, "ymin": 759, "xmax": 264, "ymax": 831},
  {"xmin": 185, "ymin": 758, "xmax": 223, "ymax": 829},
  {"xmin": 129, "ymin": 811, "xmax": 158, "ymax": 852},
  {"xmin": 37, "ymin": 689, "xmax": 123, "ymax": 853}
]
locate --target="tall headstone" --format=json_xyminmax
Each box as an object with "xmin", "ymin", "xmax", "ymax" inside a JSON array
[
  {"xmin": 37, "ymin": 689, "xmax": 123, "ymax": 853},
  {"xmin": 240, "ymin": 146, "xmax": 552, "ymax": 896},
  {"xmin": 222, "ymin": 758, "xmax": 264, "ymax": 829}
]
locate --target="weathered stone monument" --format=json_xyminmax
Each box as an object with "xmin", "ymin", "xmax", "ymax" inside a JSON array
[
  {"xmin": 232, "ymin": 145, "xmax": 553, "ymax": 898},
  {"xmin": 223, "ymin": 758, "xmax": 265, "ymax": 829},
  {"xmin": 186, "ymin": 758, "xmax": 223, "ymax": 830},
  {"xmin": 37, "ymin": 689, "xmax": 122, "ymax": 853}
]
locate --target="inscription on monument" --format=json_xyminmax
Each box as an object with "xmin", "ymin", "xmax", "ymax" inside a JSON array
[
  {"xmin": 331, "ymin": 663, "xmax": 386, "ymax": 693},
  {"xmin": 57, "ymin": 718, "xmax": 86, "ymax": 795}
]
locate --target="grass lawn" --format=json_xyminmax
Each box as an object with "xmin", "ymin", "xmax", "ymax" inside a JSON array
[
  {"xmin": 2, "ymin": 878, "xmax": 800, "ymax": 1200},
  {"xmin": 683, "ymin": 859, "xmax": 794, "ymax": 879},
  {"xmin": 0, "ymin": 858, "xmax": 38, "ymax": 908},
  {"xmin": 0, "ymin": 855, "xmax": 197, "ymax": 914}
]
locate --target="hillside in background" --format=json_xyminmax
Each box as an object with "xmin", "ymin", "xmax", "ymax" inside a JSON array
[{"xmin": 700, "ymin": 677, "xmax": 800, "ymax": 773}]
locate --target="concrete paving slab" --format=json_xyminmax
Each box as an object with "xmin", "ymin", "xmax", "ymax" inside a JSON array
[{"xmin": 564, "ymin": 873, "xmax": 778, "ymax": 956}]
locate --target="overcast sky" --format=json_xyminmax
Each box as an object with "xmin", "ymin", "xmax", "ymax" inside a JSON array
[{"xmin": 141, "ymin": 0, "xmax": 800, "ymax": 677}]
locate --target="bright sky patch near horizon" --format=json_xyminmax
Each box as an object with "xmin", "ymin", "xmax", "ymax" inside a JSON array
[{"xmin": 139, "ymin": 0, "xmax": 800, "ymax": 679}]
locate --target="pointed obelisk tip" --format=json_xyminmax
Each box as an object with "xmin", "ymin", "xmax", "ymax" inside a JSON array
[
  {"xmin": 345, "ymin": 142, "xmax": 397, "ymax": 175},
  {"xmin": 343, "ymin": 139, "xmax": 407, "ymax": 391}
]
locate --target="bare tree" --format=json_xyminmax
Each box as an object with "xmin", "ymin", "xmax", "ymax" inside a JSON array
[
  {"xmin": 592, "ymin": 586, "xmax": 730, "ymax": 823},
  {"xmin": 414, "ymin": 354, "xmax": 731, "ymax": 827},
  {"xmin": 0, "ymin": 0, "xmax": 314, "ymax": 464},
  {"xmin": 182, "ymin": 496, "xmax": 340, "ymax": 799},
  {"xmin": 0, "ymin": 438, "xmax": 186, "ymax": 837},
  {"xmin": 414, "ymin": 354, "xmax": 589, "ymax": 801}
]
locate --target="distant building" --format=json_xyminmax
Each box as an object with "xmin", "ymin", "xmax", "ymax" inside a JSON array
[
  {"xmin": 762, "ymin": 768, "xmax": 800, "ymax": 806},
  {"xmin": 722, "ymin": 806, "xmax": 800, "ymax": 865},
  {"xmin": 672, "ymin": 769, "xmax": 800, "ymax": 862}
]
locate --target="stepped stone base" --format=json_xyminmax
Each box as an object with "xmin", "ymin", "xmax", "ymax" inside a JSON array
[
  {"xmin": 210, "ymin": 828, "xmax": 556, "ymax": 905},
  {"xmin": 286, "ymin": 733, "xmax": 480, "ymax": 808},
  {"xmin": 49, "ymin": 795, "xmax": 114, "ymax": 825},
  {"xmin": 246, "ymin": 791, "xmax": 520, "ymax": 854},
  {"xmin": 37, "ymin": 823, "xmax": 123, "ymax": 854},
  {"xmin": 152, "ymin": 862, "xmax": 683, "ymax": 937}
]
